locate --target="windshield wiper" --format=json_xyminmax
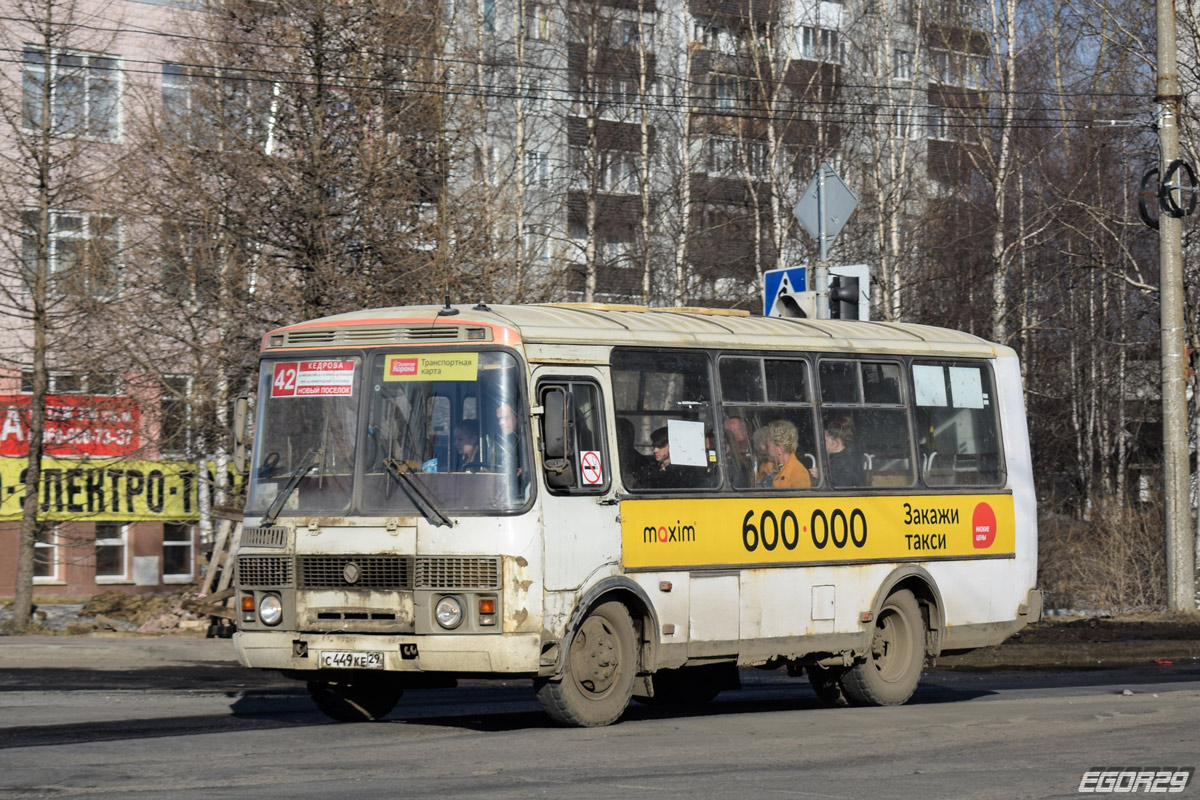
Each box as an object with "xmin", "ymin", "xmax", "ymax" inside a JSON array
[
  {"xmin": 261, "ymin": 447, "xmax": 320, "ymax": 526},
  {"xmin": 383, "ymin": 458, "xmax": 454, "ymax": 528}
]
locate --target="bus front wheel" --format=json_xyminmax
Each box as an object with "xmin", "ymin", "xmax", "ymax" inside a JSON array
[
  {"xmin": 535, "ymin": 601, "xmax": 637, "ymax": 727},
  {"xmin": 307, "ymin": 678, "xmax": 402, "ymax": 722},
  {"xmin": 840, "ymin": 589, "xmax": 925, "ymax": 706}
]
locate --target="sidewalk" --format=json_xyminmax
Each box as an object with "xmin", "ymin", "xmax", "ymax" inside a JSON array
[{"xmin": 0, "ymin": 634, "xmax": 238, "ymax": 670}]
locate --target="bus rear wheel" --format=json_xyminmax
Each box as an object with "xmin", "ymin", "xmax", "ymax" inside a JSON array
[
  {"xmin": 535, "ymin": 601, "xmax": 637, "ymax": 727},
  {"xmin": 307, "ymin": 678, "xmax": 402, "ymax": 722},
  {"xmin": 840, "ymin": 589, "xmax": 925, "ymax": 706}
]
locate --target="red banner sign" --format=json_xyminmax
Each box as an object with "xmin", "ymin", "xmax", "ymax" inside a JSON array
[{"xmin": 0, "ymin": 395, "xmax": 141, "ymax": 457}]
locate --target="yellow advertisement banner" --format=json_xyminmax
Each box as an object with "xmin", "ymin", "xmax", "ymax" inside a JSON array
[
  {"xmin": 384, "ymin": 353, "xmax": 478, "ymax": 382},
  {"xmin": 621, "ymin": 493, "xmax": 1015, "ymax": 569},
  {"xmin": 0, "ymin": 458, "xmax": 244, "ymax": 522}
]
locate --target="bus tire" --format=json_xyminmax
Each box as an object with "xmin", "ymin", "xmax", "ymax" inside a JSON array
[
  {"xmin": 535, "ymin": 601, "xmax": 637, "ymax": 727},
  {"xmin": 840, "ymin": 589, "xmax": 925, "ymax": 706},
  {"xmin": 307, "ymin": 678, "xmax": 402, "ymax": 722}
]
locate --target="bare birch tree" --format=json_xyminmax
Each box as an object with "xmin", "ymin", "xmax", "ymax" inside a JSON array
[{"xmin": 0, "ymin": 0, "xmax": 122, "ymax": 629}]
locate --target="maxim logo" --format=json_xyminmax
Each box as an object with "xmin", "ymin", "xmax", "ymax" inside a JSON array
[{"xmin": 643, "ymin": 522, "xmax": 696, "ymax": 544}]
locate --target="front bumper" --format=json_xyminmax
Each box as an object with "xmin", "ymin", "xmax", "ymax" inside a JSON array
[{"xmin": 234, "ymin": 630, "xmax": 542, "ymax": 675}]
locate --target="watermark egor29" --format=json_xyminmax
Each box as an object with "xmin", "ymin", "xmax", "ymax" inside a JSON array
[{"xmin": 1078, "ymin": 768, "xmax": 1194, "ymax": 793}]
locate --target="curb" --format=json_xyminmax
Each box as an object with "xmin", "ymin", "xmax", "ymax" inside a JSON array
[{"xmin": 936, "ymin": 640, "xmax": 1200, "ymax": 669}]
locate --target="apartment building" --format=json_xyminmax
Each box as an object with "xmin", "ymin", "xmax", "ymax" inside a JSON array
[{"xmin": 464, "ymin": 0, "xmax": 984, "ymax": 307}]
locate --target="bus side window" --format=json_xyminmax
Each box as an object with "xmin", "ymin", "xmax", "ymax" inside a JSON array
[
  {"xmin": 719, "ymin": 355, "xmax": 817, "ymax": 491},
  {"xmin": 817, "ymin": 360, "xmax": 915, "ymax": 488},
  {"xmin": 538, "ymin": 380, "xmax": 610, "ymax": 494},
  {"xmin": 912, "ymin": 362, "xmax": 1005, "ymax": 487},
  {"xmin": 612, "ymin": 348, "xmax": 722, "ymax": 492}
]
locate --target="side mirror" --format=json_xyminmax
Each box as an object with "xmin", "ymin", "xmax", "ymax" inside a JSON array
[
  {"xmin": 232, "ymin": 394, "xmax": 250, "ymax": 475},
  {"xmin": 540, "ymin": 387, "xmax": 574, "ymax": 488}
]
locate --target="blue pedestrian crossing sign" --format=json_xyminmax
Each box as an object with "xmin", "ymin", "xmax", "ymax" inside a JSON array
[{"xmin": 763, "ymin": 267, "xmax": 806, "ymax": 317}]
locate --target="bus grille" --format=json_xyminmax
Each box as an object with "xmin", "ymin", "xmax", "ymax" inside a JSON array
[
  {"xmin": 241, "ymin": 526, "xmax": 288, "ymax": 548},
  {"xmin": 297, "ymin": 555, "xmax": 413, "ymax": 589},
  {"xmin": 415, "ymin": 556, "xmax": 501, "ymax": 590},
  {"xmin": 238, "ymin": 555, "xmax": 293, "ymax": 587}
]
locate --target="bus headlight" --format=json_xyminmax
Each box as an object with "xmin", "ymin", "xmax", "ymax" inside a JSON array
[
  {"xmin": 434, "ymin": 596, "xmax": 464, "ymax": 630},
  {"xmin": 258, "ymin": 594, "xmax": 283, "ymax": 627}
]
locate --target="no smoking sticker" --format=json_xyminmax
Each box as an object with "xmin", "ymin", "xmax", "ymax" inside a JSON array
[{"xmin": 580, "ymin": 451, "xmax": 603, "ymax": 485}]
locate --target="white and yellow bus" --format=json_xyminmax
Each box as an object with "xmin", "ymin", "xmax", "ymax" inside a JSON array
[{"xmin": 232, "ymin": 303, "xmax": 1041, "ymax": 726}]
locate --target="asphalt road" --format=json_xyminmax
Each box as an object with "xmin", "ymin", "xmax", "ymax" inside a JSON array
[{"xmin": 0, "ymin": 646, "xmax": 1198, "ymax": 800}]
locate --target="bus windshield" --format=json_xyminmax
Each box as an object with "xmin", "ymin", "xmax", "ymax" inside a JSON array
[{"xmin": 245, "ymin": 351, "xmax": 531, "ymax": 518}]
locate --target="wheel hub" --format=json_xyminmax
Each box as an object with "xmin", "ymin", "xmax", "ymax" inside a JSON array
[{"xmin": 571, "ymin": 616, "xmax": 620, "ymax": 695}]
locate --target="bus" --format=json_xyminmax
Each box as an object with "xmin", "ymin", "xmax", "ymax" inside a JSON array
[{"xmin": 231, "ymin": 303, "xmax": 1041, "ymax": 726}]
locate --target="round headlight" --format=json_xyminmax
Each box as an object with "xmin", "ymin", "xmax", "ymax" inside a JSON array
[
  {"xmin": 258, "ymin": 594, "xmax": 283, "ymax": 626},
  {"xmin": 434, "ymin": 596, "xmax": 464, "ymax": 630}
]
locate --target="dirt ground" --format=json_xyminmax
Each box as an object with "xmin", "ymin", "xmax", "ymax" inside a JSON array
[
  {"xmin": 1013, "ymin": 611, "xmax": 1200, "ymax": 643},
  {"xmin": 1, "ymin": 588, "xmax": 210, "ymax": 635}
]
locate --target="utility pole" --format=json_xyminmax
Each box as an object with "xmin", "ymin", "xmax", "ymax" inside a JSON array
[{"xmin": 1156, "ymin": 0, "xmax": 1195, "ymax": 610}]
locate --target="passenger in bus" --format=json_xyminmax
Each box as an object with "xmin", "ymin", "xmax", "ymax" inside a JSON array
[
  {"xmin": 760, "ymin": 419, "xmax": 812, "ymax": 489},
  {"xmin": 723, "ymin": 416, "xmax": 755, "ymax": 488},
  {"xmin": 819, "ymin": 413, "xmax": 866, "ymax": 487},
  {"xmin": 493, "ymin": 401, "xmax": 525, "ymax": 484},
  {"xmin": 616, "ymin": 417, "xmax": 653, "ymax": 488},
  {"xmin": 453, "ymin": 422, "xmax": 483, "ymax": 471},
  {"xmin": 753, "ymin": 426, "xmax": 775, "ymax": 484},
  {"xmin": 639, "ymin": 426, "xmax": 703, "ymax": 488}
]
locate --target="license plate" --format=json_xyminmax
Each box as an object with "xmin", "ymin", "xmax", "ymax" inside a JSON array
[{"xmin": 319, "ymin": 650, "xmax": 384, "ymax": 670}]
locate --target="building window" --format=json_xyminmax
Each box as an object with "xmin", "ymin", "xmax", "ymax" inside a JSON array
[
  {"xmin": 33, "ymin": 526, "xmax": 60, "ymax": 583},
  {"xmin": 163, "ymin": 523, "xmax": 194, "ymax": 582},
  {"xmin": 524, "ymin": 150, "xmax": 549, "ymax": 186},
  {"xmin": 159, "ymin": 375, "xmax": 192, "ymax": 456},
  {"xmin": 893, "ymin": 49, "xmax": 913, "ymax": 81},
  {"xmin": 706, "ymin": 136, "xmax": 769, "ymax": 179},
  {"xmin": 931, "ymin": 50, "xmax": 986, "ymax": 88},
  {"xmin": 604, "ymin": 77, "xmax": 636, "ymax": 117},
  {"xmin": 23, "ymin": 48, "xmax": 119, "ymax": 142},
  {"xmin": 522, "ymin": 78, "xmax": 544, "ymax": 113},
  {"xmin": 609, "ymin": 18, "xmax": 653, "ymax": 51},
  {"xmin": 709, "ymin": 74, "xmax": 742, "ymax": 110},
  {"xmin": 601, "ymin": 151, "xmax": 637, "ymax": 193},
  {"xmin": 523, "ymin": 224, "xmax": 550, "ymax": 261},
  {"xmin": 894, "ymin": 109, "xmax": 921, "ymax": 140},
  {"xmin": 162, "ymin": 63, "xmax": 274, "ymax": 151},
  {"xmin": 95, "ymin": 522, "xmax": 129, "ymax": 582},
  {"xmin": 482, "ymin": 0, "xmax": 496, "ymax": 32},
  {"xmin": 161, "ymin": 221, "xmax": 222, "ymax": 306},
  {"xmin": 20, "ymin": 370, "xmax": 118, "ymax": 394},
  {"xmin": 928, "ymin": 105, "xmax": 952, "ymax": 140},
  {"xmin": 800, "ymin": 27, "xmax": 841, "ymax": 62},
  {"xmin": 22, "ymin": 211, "xmax": 120, "ymax": 300},
  {"xmin": 525, "ymin": 2, "xmax": 551, "ymax": 40}
]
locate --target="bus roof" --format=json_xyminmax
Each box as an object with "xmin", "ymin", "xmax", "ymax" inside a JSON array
[{"xmin": 264, "ymin": 303, "xmax": 1014, "ymax": 359}]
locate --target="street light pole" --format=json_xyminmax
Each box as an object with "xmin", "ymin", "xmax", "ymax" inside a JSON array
[{"xmin": 1156, "ymin": 0, "xmax": 1195, "ymax": 610}]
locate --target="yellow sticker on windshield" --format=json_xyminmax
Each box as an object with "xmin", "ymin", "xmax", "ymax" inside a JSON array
[{"xmin": 384, "ymin": 353, "xmax": 479, "ymax": 382}]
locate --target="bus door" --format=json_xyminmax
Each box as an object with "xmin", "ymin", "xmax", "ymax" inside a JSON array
[{"xmin": 534, "ymin": 370, "xmax": 618, "ymax": 592}]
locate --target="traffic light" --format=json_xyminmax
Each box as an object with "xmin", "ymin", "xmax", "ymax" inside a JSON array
[{"xmin": 829, "ymin": 275, "xmax": 860, "ymax": 320}]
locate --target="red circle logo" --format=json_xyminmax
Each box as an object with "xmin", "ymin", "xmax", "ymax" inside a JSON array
[{"xmin": 972, "ymin": 503, "xmax": 997, "ymax": 549}]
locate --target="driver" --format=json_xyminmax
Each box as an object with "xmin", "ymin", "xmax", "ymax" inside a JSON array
[{"xmin": 453, "ymin": 422, "xmax": 482, "ymax": 471}]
